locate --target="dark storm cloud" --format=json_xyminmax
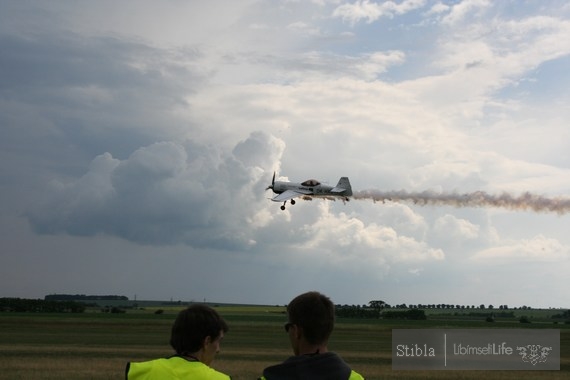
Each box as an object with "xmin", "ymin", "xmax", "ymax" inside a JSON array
[
  {"xmin": 0, "ymin": 34, "xmax": 134, "ymax": 88},
  {"xmin": 0, "ymin": 31, "xmax": 206, "ymax": 179},
  {"xmin": 0, "ymin": 31, "xmax": 206, "ymax": 90},
  {"xmin": 26, "ymin": 132, "xmax": 285, "ymax": 249},
  {"xmin": 0, "ymin": 26, "xmax": 287, "ymax": 251}
]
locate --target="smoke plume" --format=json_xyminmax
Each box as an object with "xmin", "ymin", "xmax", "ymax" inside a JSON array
[{"xmin": 353, "ymin": 190, "xmax": 570, "ymax": 215}]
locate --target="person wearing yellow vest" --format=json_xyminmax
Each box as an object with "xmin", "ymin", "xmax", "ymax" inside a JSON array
[
  {"xmin": 259, "ymin": 291, "xmax": 365, "ymax": 380},
  {"xmin": 126, "ymin": 304, "xmax": 231, "ymax": 379}
]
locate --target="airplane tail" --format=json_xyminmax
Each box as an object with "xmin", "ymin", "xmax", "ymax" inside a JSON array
[{"xmin": 331, "ymin": 177, "xmax": 352, "ymax": 196}]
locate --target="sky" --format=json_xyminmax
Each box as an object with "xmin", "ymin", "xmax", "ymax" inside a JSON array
[{"xmin": 1, "ymin": 0, "xmax": 570, "ymax": 308}]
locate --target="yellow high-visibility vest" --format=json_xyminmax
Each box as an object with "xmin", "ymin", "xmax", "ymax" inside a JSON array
[
  {"xmin": 259, "ymin": 370, "xmax": 364, "ymax": 380},
  {"xmin": 349, "ymin": 370, "xmax": 365, "ymax": 380},
  {"xmin": 126, "ymin": 356, "xmax": 230, "ymax": 380}
]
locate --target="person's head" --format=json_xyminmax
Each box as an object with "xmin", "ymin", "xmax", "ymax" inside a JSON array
[
  {"xmin": 170, "ymin": 304, "xmax": 229, "ymax": 365},
  {"xmin": 286, "ymin": 291, "xmax": 335, "ymax": 353}
]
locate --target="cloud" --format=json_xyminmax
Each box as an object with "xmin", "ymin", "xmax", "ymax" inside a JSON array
[
  {"xmin": 3, "ymin": 1, "xmax": 570, "ymax": 308},
  {"xmin": 332, "ymin": 0, "xmax": 427, "ymax": 25},
  {"xmin": 0, "ymin": 31, "xmax": 212, "ymax": 176},
  {"xmin": 433, "ymin": 214, "xmax": 480, "ymax": 241},
  {"xmin": 471, "ymin": 235, "xmax": 570, "ymax": 263},
  {"xmin": 287, "ymin": 21, "xmax": 323, "ymax": 37},
  {"xmin": 397, "ymin": 12, "xmax": 570, "ymax": 138},
  {"xmin": 440, "ymin": 0, "xmax": 490, "ymax": 26},
  {"xmin": 355, "ymin": 51, "xmax": 406, "ymax": 80},
  {"xmin": 27, "ymin": 132, "xmax": 285, "ymax": 248},
  {"xmin": 425, "ymin": 2, "xmax": 450, "ymax": 16},
  {"xmin": 297, "ymin": 203, "xmax": 444, "ymax": 265}
]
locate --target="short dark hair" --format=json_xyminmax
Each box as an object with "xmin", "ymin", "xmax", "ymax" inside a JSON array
[
  {"xmin": 287, "ymin": 291, "xmax": 335, "ymax": 345},
  {"xmin": 170, "ymin": 304, "xmax": 229, "ymax": 355}
]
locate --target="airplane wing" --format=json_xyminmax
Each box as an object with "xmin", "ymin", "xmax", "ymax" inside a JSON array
[{"xmin": 271, "ymin": 190, "xmax": 309, "ymax": 202}]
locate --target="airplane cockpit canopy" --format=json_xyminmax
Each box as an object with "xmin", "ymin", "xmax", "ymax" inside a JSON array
[{"xmin": 301, "ymin": 179, "xmax": 320, "ymax": 186}]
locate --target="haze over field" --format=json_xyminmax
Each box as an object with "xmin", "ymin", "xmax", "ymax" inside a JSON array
[{"xmin": 1, "ymin": 1, "xmax": 569, "ymax": 308}]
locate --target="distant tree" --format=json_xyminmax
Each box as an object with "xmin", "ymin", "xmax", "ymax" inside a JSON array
[
  {"xmin": 520, "ymin": 316, "xmax": 531, "ymax": 323},
  {"xmin": 368, "ymin": 300, "xmax": 386, "ymax": 309},
  {"xmin": 336, "ymin": 305, "xmax": 378, "ymax": 319},
  {"xmin": 551, "ymin": 310, "xmax": 569, "ymax": 320},
  {"xmin": 383, "ymin": 309, "xmax": 427, "ymax": 320}
]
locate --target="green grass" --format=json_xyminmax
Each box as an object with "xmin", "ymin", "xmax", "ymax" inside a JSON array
[{"xmin": 0, "ymin": 308, "xmax": 568, "ymax": 379}]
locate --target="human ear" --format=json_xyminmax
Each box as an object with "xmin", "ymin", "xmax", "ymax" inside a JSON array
[{"xmin": 294, "ymin": 325, "xmax": 303, "ymax": 340}]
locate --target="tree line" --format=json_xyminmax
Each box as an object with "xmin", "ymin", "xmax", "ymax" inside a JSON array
[
  {"xmin": 338, "ymin": 300, "xmax": 542, "ymax": 311},
  {"xmin": 335, "ymin": 302, "xmax": 427, "ymax": 320},
  {"xmin": 44, "ymin": 294, "xmax": 128, "ymax": 301},
  {"xmin": 333, "ymin": 300, "xmax": 570, "ymax": 321},
  {"xmin": 0, "ymin": 298, "xmax": 85, "ymax": 313}
]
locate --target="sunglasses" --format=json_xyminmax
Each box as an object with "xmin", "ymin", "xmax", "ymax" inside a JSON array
[{"xmin": 284, "ymin": 322, "xmax": 295, "ymax": 332}]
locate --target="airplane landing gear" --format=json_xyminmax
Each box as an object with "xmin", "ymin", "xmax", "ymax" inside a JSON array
[{"xmin": 281, "ymin": 199, "xmax": 296, "ymax": 210}]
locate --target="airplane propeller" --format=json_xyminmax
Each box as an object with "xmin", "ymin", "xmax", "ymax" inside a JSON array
[{"xmin": 265, "ymin": 172, "xmax": 276, "ymax": 191}]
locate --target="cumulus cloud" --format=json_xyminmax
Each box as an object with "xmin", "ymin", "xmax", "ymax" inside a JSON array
[
  {"xmin": 3, "ymin": 0, "xmax": 570, "ymax": 307},
  {"xmin": 471, "ymin": 235, "xmax": 570, "ymax": 263},
  {"xmin": 297, "ymin": 203, "xmax": 444, "ymax": 266},
  {"xmin": 433, "ymin": 214, "xmax": 480, "ymax": 241},
  {"xmin": 27, "ymin": 132, "xmax": 285, "ymax": 248}
]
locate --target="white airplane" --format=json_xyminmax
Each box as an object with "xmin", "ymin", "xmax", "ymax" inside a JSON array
[{"xmin": 266, "ymin": 172, "xmax": 353, "ymax": 210}]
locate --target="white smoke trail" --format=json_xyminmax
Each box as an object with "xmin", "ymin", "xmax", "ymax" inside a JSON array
[{"xmin": 353, "ymin": 190, "xmax": 570, "ymax": 215}]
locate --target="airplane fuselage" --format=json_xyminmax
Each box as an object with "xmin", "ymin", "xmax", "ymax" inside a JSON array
[
  {"xmin": 272, "ymin": 182, "xmax": 341, "ymax": 197},
  {"xmin": 267, "ymin": 175, "xmax": 352, "ymax": 210}
]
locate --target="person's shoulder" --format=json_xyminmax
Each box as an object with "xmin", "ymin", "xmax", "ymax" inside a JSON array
[
  {"xmin": 206, "ymin": 366, "xmax": 231, "ymax": 380},
  {"xmin": 181, "ymin": 359, "xmax": 231, "ymax": 380},
  {"xmin": 192, "ymin": 360, "xmax": 231, "ymax": 379},
  {"xmin": 349, "ymin": 369, "xmax": 365, "ymax": 380},
  {"xmin": 126, "ymin": 357, "xmax": 230, "ymax": 380}
]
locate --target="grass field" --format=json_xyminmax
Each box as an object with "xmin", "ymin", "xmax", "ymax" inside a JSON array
[{"xmin": 0, "ymin": 305, "xmax": 568, "ymax": 379}]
